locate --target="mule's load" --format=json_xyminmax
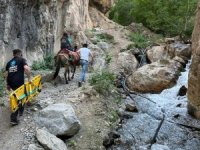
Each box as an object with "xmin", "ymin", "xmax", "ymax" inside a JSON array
[{"xmin": 9, "ymin": 75, "xmax": 42, "ymax": 112}]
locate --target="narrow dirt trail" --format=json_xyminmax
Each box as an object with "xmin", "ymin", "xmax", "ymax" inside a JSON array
[
  {"xmin": 0, "ymin": 10, "xmax": 134, "ymax": 148},
  {"xmin": 0, "ymin": 69, "xmax": 82, "ymax": 150},
  {"xmin": 106, "ymin": 27, "xmax": 133, "ymax": 71},
  {"xmin": 0, "ymin": 105, "xmax": 25, "ymax": 150},
  {"xmin": 0, "ymin": 101, "xmax": 34, "ymax": 150},
  {"xmin": 0, "ymin": 67, "xmax": 113, "ymax": 150}
]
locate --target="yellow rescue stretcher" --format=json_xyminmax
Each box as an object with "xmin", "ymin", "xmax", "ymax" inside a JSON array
[{"xmin": 9, "ymin": 75, "xmax": 42, "ymax": 112}]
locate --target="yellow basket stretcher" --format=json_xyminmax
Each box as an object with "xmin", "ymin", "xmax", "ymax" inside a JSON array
[{"xmin": 9, "ymin": 75, "xmax": 42, "ymax": 112}]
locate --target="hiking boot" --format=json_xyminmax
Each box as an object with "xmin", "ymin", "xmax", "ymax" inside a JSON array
[
  {"xmin": 10, "ymin": 120, "xmax": 18, "ymax": 126},
  {"xmin": 19, "ymin": 112, "xmax": 23, "ymax": 117},
  {"xmin": 78, "ymin": 81, "xmax": 82, "ymax": 87}
]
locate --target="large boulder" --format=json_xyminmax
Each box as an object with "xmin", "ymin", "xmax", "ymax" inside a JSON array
[
  {"xmin": 88, "ymin": 44, "xmax": 105, "ymax": 70},
  {"xmin": 173, "ymin": 56, "xmax": 187, "ymax": 68},
  {"xmin": 127, "ymin": 59, "xmax": 182, "ymax": 93},
  {"xmin": 97, "ymin": 41, "xmax": 110, "ymax": 52},
  {"xmin": 35, "ymin": 103, "xmax": 81, "ymax": 137},
  {"xmin": 116, "ymin": 52, "xmax": 138, "ymax": 74},
  {"xmin": 167, "ymin": 42, "xmax": 192, "ymax": 59},
  {"xmin": 147, "ymin": 43, "xmax": 191, "ymax": 64},
  {"xmin": 36, "ymin": 128, "xmax": 68, "ymax": 150},
  {"xmin": 147, "ymin": 45, "xmax": 168, "ymax": 63}
]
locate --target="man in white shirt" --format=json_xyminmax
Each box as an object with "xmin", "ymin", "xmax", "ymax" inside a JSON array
[{"xmin": 77, "ymin": 43, "xmax": 93, "ymax": 87}]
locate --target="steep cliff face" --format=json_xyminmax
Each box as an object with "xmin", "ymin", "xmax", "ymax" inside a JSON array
[
  {"xmin": 0, "ymin": 0, "xmax": 93, "ymax": 67},
  {"xmin": 188, "ymin": 2, "xmax": 200, "ymax": 119},
  {"xmin": 89, "ymin": 0, "xmax": 115, "ymax": 13}
]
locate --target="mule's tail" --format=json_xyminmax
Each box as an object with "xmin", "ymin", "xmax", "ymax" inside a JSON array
[{"xmin": 53, "ymin": 56, "xmax": 61, "ymax": 79}]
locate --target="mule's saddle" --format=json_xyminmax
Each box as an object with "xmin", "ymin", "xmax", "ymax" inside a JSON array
[{"xmin": 58, "ymin": 49, "xmax": 80, "ymax": 65}]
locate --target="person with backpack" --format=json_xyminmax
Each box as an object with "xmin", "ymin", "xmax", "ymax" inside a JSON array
[
  {"xmin": 5, "ymin": 49, "xmax": 31, "ymax": 125},
  {"xmin": 77, "ymin": 43, "xmax": 93, "ymax": 87}
]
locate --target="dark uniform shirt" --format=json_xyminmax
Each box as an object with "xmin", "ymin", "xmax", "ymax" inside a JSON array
[{"xmin": 6, "ymin": 56, "xmax": 27, "ymax": 90}]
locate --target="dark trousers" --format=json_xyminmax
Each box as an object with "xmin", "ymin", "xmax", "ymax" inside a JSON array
[
  {"xmin": 10, "ymin": 103, "xmax": 24, "ymax": 122},
  {"xmin": 10, "ymin": 86, "xmax": 24, "ymax": 122}
]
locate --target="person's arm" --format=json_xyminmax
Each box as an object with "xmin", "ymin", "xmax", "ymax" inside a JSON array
[
  {"xmin": 76, "ymin": 49, "xmax": 80, "ymax": 53},
  {"xmin": 89, "ymin": 51, "xmax": 94, "ymax": 65},
  {"xmin": 22, "ymin": 58, "xmax": 31, "ymax": 81},
  {"xmin": 89, "ymin": 51, "xmax": 93, "ymax": 58},
  {"xmin": 24, "ymin": 65, "xmax": 31, "ymax": 81},
  {"xmin": 77, "ymin": 49, "xmax": 81, "ymax": 56}
]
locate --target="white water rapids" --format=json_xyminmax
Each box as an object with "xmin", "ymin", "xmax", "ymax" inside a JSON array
[{"xmin": 145, "ymin": 61, "xmax": 190, "ymax": 111}]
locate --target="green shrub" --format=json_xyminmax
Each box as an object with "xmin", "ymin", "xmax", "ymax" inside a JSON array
[
  {"xmin": 109, "ymin": 0, "xmax": 135, "ymax": 26},
  {"xmin": 108, "ymin": 109, "xmax": 120, "ymax": 123},
  {"xmin": 31, "ymin": 61, "xmax": 43, "ymax": 70},
  {"xmin": 109, "ymin": 0, "xmax": 197, "ymax": 37},
  {"xmin": 44, "ymin": 55, "xmax": 54, "ymax": 69},
  {"xmin": 85, "ymin": 28, "xmax": 96, "ymax": 39},
  {"xmin": 96, "ymin": 33, "xmax": 115, "ymax": 43},
  {"xmin": 85, "ymin": 28, "xmax": 97, "ymax": 33},
  {"xmin": 105, "ymin": 52, "xmax": 112, "ymax": 65},
  {"xmin": 126, "ymin": 43, "xmax": 135, "ymax": 50},
  {"xmin": 89, "ymin": 69, "xmax": 116, "ymax": 96},
  {"xmin": 67, "ymin": 140, "xmax": 77, "ymax": 147},
  {"xmin": 32, "ymin": 55, "xmax": 54, "ymax": 70},
  {"xmin": 129, "ymin": 32, "xmax": 163, "ymax": 48},
  {"xmin": 130, "ymin": 32, "xmax": 150, "ymax": 48}
]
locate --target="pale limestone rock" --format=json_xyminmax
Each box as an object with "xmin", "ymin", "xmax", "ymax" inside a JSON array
[
  {"xmin": 164, "ymin": 37, "xmax": 175, "ymax": 44},
  {"xmin": 89, "ymin": 7, "xmax": 121, "ymax": 29},
  {"xmin": 97, "ymin": 41, "xmax": 110, "ymax": 52},
  {"xmin": 125, "ymin": 102, "xmax": 138, "ymax": 112},
  {"xmin": 117, "ymin": 52, "xmax": 138, "ymax": 74},
  {"xmin": 147, "ymin": 45, "xmax": 168, "ymax": 63},
  {"xmin": 36, "ymin": 128, "xmax": 68, "ymax": 150},
  {"xmin": 188, "ymin": 1, "xmax": 200, "ymax": 119},
  {"xmin": 0, "ymin": 0, "xmax": 93, "ymax": 68},
  {"xmin": 127, "ymin": 60, "xmax": 182, "ymax": 93},
  {"xmin": 36, "ymin": 103, "xmax": 81, "ymax": 137},
  {"xmin": 167, "ymin": 42, "xmax": 192, "ymax": 59},
  {"xmin": 147, "ymin": 43, "xmax": 191, "ymax": 64},
  {"xmin": 173, "ymin": 56, "xmax": 186, "ymax": 66},
  {"xmin": 88, "ymin": 44, "xmax": 105, "ymax": 70}
]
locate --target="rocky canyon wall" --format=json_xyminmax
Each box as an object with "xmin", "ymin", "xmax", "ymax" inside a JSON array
[
  {"xmin": 89, "ymin": 0, "xmax": 115, "ymax": 13},
  {"xmin": 0, "ymin": 0, "xmax": 111, "ymax": 67},
  {"xmin": 188, "ymin": 1, "xmax": 200, "ymax": 119}
]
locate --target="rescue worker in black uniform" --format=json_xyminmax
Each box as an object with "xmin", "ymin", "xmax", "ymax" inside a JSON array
[{"xmin": 6, "ymin": 49, "xmax": 31, "ymax": 125}]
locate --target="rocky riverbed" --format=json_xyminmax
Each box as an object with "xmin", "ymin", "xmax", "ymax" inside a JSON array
[{"xmin": 110, "ymin": 61, "xmax": 200, "ymax": 150}]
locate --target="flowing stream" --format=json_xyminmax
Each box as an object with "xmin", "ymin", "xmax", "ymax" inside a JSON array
[
  {"xmin": 145, "ymin": 61, "xmax": 190, "ymax": 109},
  {"xmin": 111, "ymin": 61, "xmax": 200, "ymax": 150}
]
